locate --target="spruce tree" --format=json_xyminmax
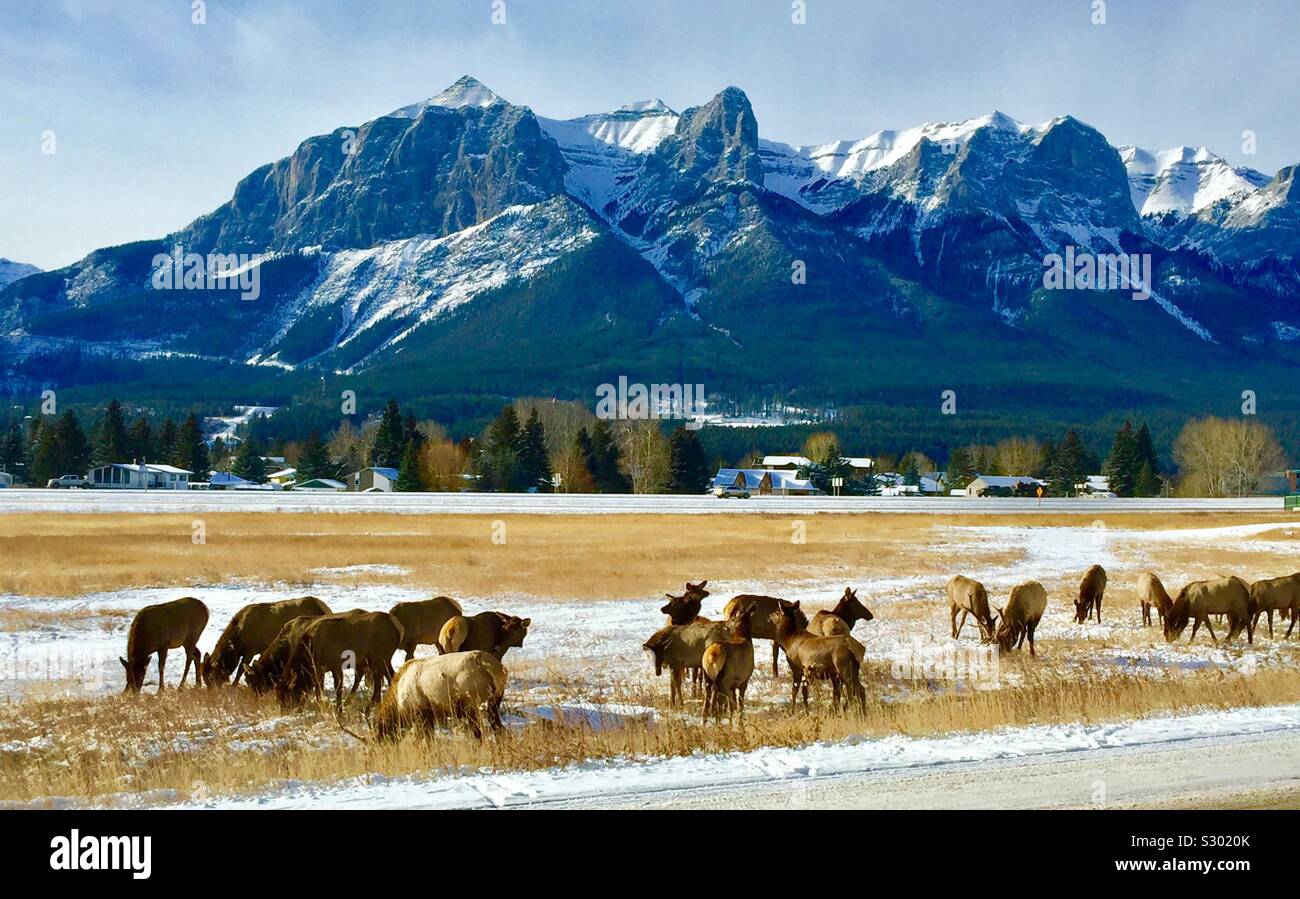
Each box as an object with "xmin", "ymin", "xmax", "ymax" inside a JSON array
[
  {"xmin": 902, "ymin": 454, "xmax": 921, "ymax": 487},
  {"xmin": 944, "ymin": 447, "xmax": 978, "ymax": 491},
  {"xmin": 157, "ymin": 418, "xmax": 179, "ymax": 462},
  {"xmin": 1048, "ymin": 429, "xmax": 1087, "ymax": 496},
  {"xmin": 94, "ymin": 399, "xmax": 130, "ymax": 466},
  {"xmin": 1135, "ymin": 461, "xmax": 1161, "ymax": 498},
  {"xmin": 667, "ymin": 426, "xmax": 711, "ymax": 494},
  {"xmin": 1, "ymin": 416, "xmax": 24, "ymax": 477},
  {"xmin": 476, "ymin": 405, "xmax": 524, "ymax": 492},
  {"xmin": 296, "ymin": 429, "xmax": 341, "ymax": 481},
  {"xmin": 1134, "ymin": 423, "xmax": 1160, "ymax": 475},
  {"xmin": 173, "ymin": 412, "xmax": 210, "ymax": 476},
  {"xmin": 231, "ymin": 437, "xmax": 268, "ymax": 484},
  {"xmin": 127, "ymin": 416, "xmax": 154, "ymax": 462},
  {"xmin": 394, "ymin": 440, "xmax": 425, "ymax": 491},
  {"xmin": 369, "ymin": 399, "xmax": 405, "ymax": 469},
  {"xmin": 33, "ymin": 410, "xmax": 91, "ymax": 484},
  {"xmin": 589, "ymin": 419, "xmax": 630, "ymax": 493},
  {"xmin": 1102, "ymin": 421, "xmax": 1140, "ymax": 496},
  {"xmin": 517, "ymin": 409, "xmax": 552, "ymax": 492}
]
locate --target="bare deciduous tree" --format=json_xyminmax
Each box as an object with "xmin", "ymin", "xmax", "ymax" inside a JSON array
[{"xmin": 1173, "ymin": 416, "xmax": 1285, "ymax": 497}]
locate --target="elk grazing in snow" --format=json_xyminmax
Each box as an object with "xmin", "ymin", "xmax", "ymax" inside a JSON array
[
  {"xmin": 808, "ymin": 587, "xmax": 875, "ymax": 636},
  {"xmin": 373, "ymin": 650, "xmax": 508, "ymax": 740},
  {"xmin": 988, "ymin": 581, "xmax": 1048, "ymax": 655},
  {"xmin": 1164, "ymin": 576, "xmax": 1253, "ymax": 645},
  {"xmin": 1136, "ymin": 571, "xmax": 1173, "ymax": 627},
  {"xmin": 120, "ymin": 597, "xmax": 210, "ymax": 694},
  {"xmin": 278, "ymin": 611, "xmax": 404, "ymax": 714},
  {"xmin": 723, "ymin": 594, "xmax": 807, "ymax": 676},
  {"xmin": 947, "ymin": 575, "xmax": 997, "ymax": 641},
  {"xmin": 701, "ymin": 600, "xmax": 758, "ymax": 723},
  {"xmin": 1074, "ymin": 564, "xmax": 1107, "ymax": 623},
  {"xmin": 769, "ymin": 601, "xmax": 865, "ymax": 714},
  {"xmin": 390, "ymin": 596, "xmax": 463, "ymax": 661},
  {"xmin": 201, "ymin": 596, "xmax": 331, "ymax": 687},
  {"xmin": 1248, "ymin": 573, "xmax": 1300, "ymax": 639}
]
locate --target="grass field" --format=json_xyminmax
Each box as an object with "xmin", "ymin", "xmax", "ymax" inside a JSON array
[{"xmin": 1, "ymin": 509, "xmax": 1298, "ymax": 806}]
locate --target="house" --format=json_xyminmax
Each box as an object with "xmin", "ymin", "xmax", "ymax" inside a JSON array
[
  {"xmin": 206, "ymin": 471, "xmax": 251, "ymax": 490},
  {"xmin": 712, "ymin": 468, "xmax": 821, "ymax": 496},
  {"xmin": 761, "ymin": 454, "xmax": 873, "ymax": 476},
  {"xmin": 0, "ymin": 471, "xmax": 12, "ymax": 488},
  {"xmin": 349, "ymin": 467, "xmax": 400, "ymax": 492},
  {"xmin": 88, "ymin": 463, "xmax": 192, "ymax": 490},
  {"xmin": 293, "ymin": 478, "xmax": 347, "ymax": 492},
  {"xmin": 266, "ymin": 467, "xmax": 298, "ymax": 487},
  {"xmin": 965, "ymin": 475, "xmax": 1043, "ymax": 497},
  {"xmin": 1078, "ymin": 475, "xmax": 1113, "ymax": 496}
]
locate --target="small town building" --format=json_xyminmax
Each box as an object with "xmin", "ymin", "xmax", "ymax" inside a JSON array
[
  {"xmin": 206, "ymin": 471, "xmax": 252, "ymax": 490},
  {"xmin": 0, "ymin": 471, "xmax": 13, "ymax": 488},
  {"xmin": 293, "ymin": 478, "xmax": 348, "ymax": 492},
  {"xmin": 965, "ymin": 475, "xmax": 1043, "ymax": 497},
  {"xmin": 88, "ymin": 463, "xmax": 192, "ymax": 490},
  {"xmin": 349, "ymin": 467, "xmax": 399, "ymax": 492},
  {"xmin": 712, "ymin": 468, "xmax": 821, "ymax": 496},
  {"xmin": 266, "ymin": 467, "xmax": 298, "ymax": 487}
]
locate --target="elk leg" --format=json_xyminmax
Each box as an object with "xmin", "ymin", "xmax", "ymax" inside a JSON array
[
  {"xmin": 332, "ymin": 664, "xmax": 345, "ymax": 717},
  {"xmin": 369, "ymin": 657, "xmax": 383, "ymax": 709},
  {"xmin": 670, "ymin": 667, "xmax": 682, "ymax": 706},
  {"xmin": 1267, "ymin": 610, "xmax": 1275, "ymax": 640},
  {"xmin": 1189, "ymin": 618, "xmax": 1201, "ymax": 643},
  {"xmin": 801, "ymin": 680, "xmax": 810, "ymax": 712},
  {"xmin": 232, "ymin": 655, "xmax": 245, "ymax": 685},
  {"xmin": 1027, "ymin": 623, "xmax": 1037, "ymax": 657},
  {"xmin": 772, "ymin": 641, "xmax": 779, "ymax": 678},
  {"xmin": 831, "ymin": 678, "xmax": 842, "ymax": 712},
  {"xmin": 156, "ymin": 648, "xmax": 168, "ymax": 694},
  {"xmin": 790, "ymin": 672, "xmax": 800, "ymax": 709},
  {"xmin": 1287, "ymin": 612, "xmax": 1298, "ymax": 640},
  {"xmin": 1141, "ymin": 603, "xmax": 1150, "ymax": 626},
  {"xmin": 954, "ymin": 609, "xmax": 968, "ymax": 639},
  {"xmin": 1204, "ymin": 617, "xmax": 1220, "ymax": 645}
]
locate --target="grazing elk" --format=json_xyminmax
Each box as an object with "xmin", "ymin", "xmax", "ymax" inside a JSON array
[
  {"xmin": 723, "ymin": 594, "xmax": 807, "ymax": 677},
  {"xmin": 1248, "ymin": 573, "xmax": 1300, "ymax": 639},
  {"xmin": 770, "ymin": 601, "xmax": 866, "ymax": 714},
  {"xmin": 390, "ymin": 596, "xmax": 463, "ymax": 661},
  {"xmin": 278, "ymin": 611, "xmax": 404, "ymax": 714},
  {"xmin": 201, "ymin": 596, "xmax": 331, "ymax": 687},
  {"xmin": 373, "ymin": 651, "xmax": 508, "ymax": 740},
  {"xmin": 947, "ymin": 575, "xmax": 996, "ymax": 641},
  {"xmin": 643, "ymin": 615, "xmax": 731, "ymax": 706},
  {"xmin": 808, "ymin": 587, "xmax": 875, "ymax": 636},
  {"xmin": 1074, "ymin": 564, "xmax": 1107, "ymax": 623},
  {"xmin": 988, "ymin": 581, "xmax": 1048, "ymax": 655},
  {"xmin": 437, "ymin": 611, "xmax": 531, "ymax": 659},
  {"xmin": 1164, "ymin": 576, "xmax": 1253, "ymax": 645},
  {"xmin": 243, "ymin": 614, "xmax": 321, "ymax": 696},
  {"xmin": 120, "ymin": 597, "xmax": 210, "ymax": 694},
  {"xmin": 1136, "ymin": 571, "xmax": 1173, "ymax": 627},
  {"xmin": 701, "ymin": 601, "xmax": 758, "ymax": 723}
]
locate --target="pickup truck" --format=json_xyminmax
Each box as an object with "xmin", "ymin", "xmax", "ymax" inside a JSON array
[{"xmin": 46, "ymin": 474, "xmax": 91, "ymax": 489}]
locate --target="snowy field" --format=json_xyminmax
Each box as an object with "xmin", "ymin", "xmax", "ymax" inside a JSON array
[{"xmin": 0, "ymin": 489, "xmax": 1285, "ymax": 515}]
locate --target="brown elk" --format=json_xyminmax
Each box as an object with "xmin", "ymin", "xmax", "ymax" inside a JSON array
[
  {"xmin": 808, "ymin": 587, "xmax": 875, "ymax": 636},
  {"xmin": 988, "ymin": 581, "xmax": 1048, "ymax": 655},
  {"xmin": 1248, "ymin": 573, "xmax": 1300, "ymax": 639},
  {"xmin": 1164, "ymin": 576, "xmax": 1253, "ymax": 645},
  {"xmin": 278, "ymin": 611, "xmax": 404, "ymax": 714},
  {"xmin": 769, "ymin": 601, "xmax": 866, "ymax": 714},
  {"xmin": 243, "ymin": 614, "xmax": 322, "ymax": 696},
  {"xmin": 1136, "ymin": 571, "xmax": 1173, "ymax": 627},
  {"xmin": 947, "ymin": 575, "xmax": 996, "ymax": 641},
  {"xmin": 390, "ymin": 596, "xmax": 463, "ymax": 661},
  {"xmin": 437, "ymin": 611, "xmax": 531, "ymax": 659},
  {"xmin": 201, "ymin": 596, "xmax": 331, "ymax": 687},
  {"xmin": 701, "ymin": 601, "xmax": 758, "ymax": 723},
  {"xmin": 643, "ymin": 616, "xmax": 731, "ymax": 706},
  {"xmin": 1074, "ymin": 564, "xmax": 1107, "ymax": 623},
  {"xmin": 373, "ymin": 651, "xmax": 508, "ymax": 740},
  {"xmin": 722, "ymin": 594, "xmax": 808, "ymax": 676},
  {"xmin": 120, "ymin": 597, "xmax": 210, "ymax": 694}
]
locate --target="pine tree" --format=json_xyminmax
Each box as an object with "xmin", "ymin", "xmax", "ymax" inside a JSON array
[
  {"xmin": 667, "ymin": 427, "xmax": 711, "ymax": 494},
  {"xmin": 172, "ymin": 413, "xmax": 210, "ymax": 477},
  {"xmin": 1, "ymin": 416, "xmax": 24, "ymax": 478},
  {"xmin": 1048, "ymin": 429, "xmax": 1087, "ymax": 496},
  {"xmin": 157, "ymin": 418, "xmax": 179, "ymax": 462},
  {"xmin": 295, "ymin": 429, "xmax": 341, "ymax": 482},
  {"xmin": 1134, "ymin": 423, "xmax": 1160, "ymax": 475},
  {"xmin": 231, "ymin": 437, "xmax": 268, "ymax": 484},
  {"xmin": 902, "ymin": 454, "xmax": 921, "ymax": 487},
  {"xmin": 517, "ymin": 408, "xmax": 552, "ymax": 492},
  {"xmin": 127, "ymin": 416, "xmax": 154, "ymax": 462},
  {"xmin": 1102, "ymin": 421, "xmax": 1140, "ymax": 496},
  {"xmin": 94, "ymin": 399, "xmax": 130, "ymax": 466},
  {"xmin": 1135, "ymin": 460, "xmax": 1161, "ymax": 498},
  {"xmin": 944, "ymin": 447, "xmax": 977, "ymax": 492},
  {"xmin": 589, "ymin": 419, "xmax": 630, "ymax": 493},
  {"xmin": 369, "ymin": 399, "xmax": 405, "ymax": 469},
  {"xmin": 32, "ymin": 410, "xmax": 91, "ymax": 484},
  {"xmin": 476, "ymin": 405, "xmax": 524, "ymax": 492},
  {"xmin": 394, "ymin": 439, "xmax": 425, "ymax": 492}
]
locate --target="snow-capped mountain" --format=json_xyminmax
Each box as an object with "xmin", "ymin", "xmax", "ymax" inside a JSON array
[
  {"xmin": 0, "ymin": 258, "xmax": 40, "ymax": 288},
  {"xmin": 6, "ymin": 76, "xmax": 1300, "ymax": 423}
]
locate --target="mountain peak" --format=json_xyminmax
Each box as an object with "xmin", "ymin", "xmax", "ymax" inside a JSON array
[{"xmin": 387, "ymin": 75, "xmax": 506, "ymax": 119}]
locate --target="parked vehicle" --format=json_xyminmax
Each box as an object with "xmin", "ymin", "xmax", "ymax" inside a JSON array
[
  {"xmin": 46, "ymin": 474, "xmax": 91, "ymax": 489},
  {"xmin": 712, "ymin": 485, "xmax": 750, "ymax": 499}
]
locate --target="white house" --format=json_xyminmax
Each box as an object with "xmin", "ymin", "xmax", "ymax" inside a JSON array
[
  {"xmin": 761, "ymin": 454, "xmax": 873, "ymax": 475},
  {"xmin": 206, "ymin": 471, "xmax": 251, "ymax": 490},
  {"xmin": 0, "ymin": 471, "xmax": 13, "ymax": 488},
  {"xmin": 965, "ymin": 475, "xmax": 1043, "ymax": 497},
  {"xmin": 88, "ymin": 463, "xmax": 192, "ymax": 490}
]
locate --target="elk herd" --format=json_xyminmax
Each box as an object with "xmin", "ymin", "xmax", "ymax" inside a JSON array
[{"xmin": 119, "ymin": 564, "xmax": 1300, "ymax": 735}]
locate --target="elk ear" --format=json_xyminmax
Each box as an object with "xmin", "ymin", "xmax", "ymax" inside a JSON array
[
  {"xmin": 521, "ymin": 618, "xmax": 531, "ymax": 627},
  {"xmin": 119, "ymin": 656, "xmax": 128, "ymax": 670},
  {"xmin": 792, "ymin": 600, "xmax": 801, "ymax": 609},
  {"xmin": 699, "ymin": 580, "xmax": 708, "ymax": 588}
]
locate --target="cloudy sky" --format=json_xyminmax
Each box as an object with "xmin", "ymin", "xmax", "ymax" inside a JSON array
[{"xmin": 3, "ymin": 0, "xmax": 1297, "ymax": 270}]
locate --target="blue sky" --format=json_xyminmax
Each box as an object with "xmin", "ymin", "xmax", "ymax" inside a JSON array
[{"xmin": 3, "ymin": 0, "xmax": 1298, "ymax": 270}]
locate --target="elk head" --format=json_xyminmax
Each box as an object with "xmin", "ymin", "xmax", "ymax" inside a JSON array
[
  {"xmin": 661, "ymin": 592, "xmax": 703, "ymax": 625},
  {"xmin": 684, "ymin": 580, "xmax": 711, "ymax": 601},
  {"xmin": 837, "ymin": 587, "xmax": 875, "ymax": 624},
  {"xmin": 119, "ymin": 655, "xmax": 146, "ymax": 694}
]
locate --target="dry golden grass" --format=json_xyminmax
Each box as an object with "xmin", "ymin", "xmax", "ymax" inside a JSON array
[{"xmin": 2, "ymin": 662, "xmax": 1297, "ymax": 807}]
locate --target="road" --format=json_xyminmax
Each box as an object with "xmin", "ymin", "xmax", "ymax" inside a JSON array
[
  {"xmin": 0, "ymin": 490, "xmax": 1287, "ymax": 515},
  {"xmin": 556, "ymin": 730, "xmax": 1300, "ymax": 810}
]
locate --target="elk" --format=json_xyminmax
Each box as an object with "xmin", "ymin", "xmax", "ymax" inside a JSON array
[
  {"xmin": 988, "ymin": 581, "xmax": 1048, "ymax": 655},
  {"xmin": 808, "ymin": 587, "xmax": 875, "ymax": 636},
  {"xmin": 947, "ymin": 575, "xmax": 996, "ymax": 641},
  {"xmin": 390, "ymin": 596, "xmax": 463, "ymax": 661},
  {"xmin": 661, "ymin": 587, "xmax": 714, "ymax": 695},
  {"xmin": 278, "ymin": 611, "xmax": 404, "ymax": 714},
  {"xmin": 722, "ymin": 594, "xmax": 807, "ymax": 676},
  {"xmin": 643, "ymin": 615, "xmax": 731, "ymax": 706},
  {"xmin": 769, "ymin": 601, "xmax": 865, "ymax": 714},
  {"xmin": 1074, "ymin": 564, "xmax": 1107, "ymax": 623},
  {"xmin": 437, "ymin": 611, "xmax": 531, "ymax": 659},
  {"xmin": 1164, "ymin": 576, "xmax": 1253, "ymax": 645},
  {"xmin": 1136, "ymin": 571, "xmax": 1173, "ymax": 627},
  {"xmin": 243, "ymin": 614, "xmax": 322, "ymax": 696},
  {"xmin": 1248, "ymin": 573, "xmax": 1300, "ymax": 639},
  {"xmin": 701, "ymin": 600, "xmax": 758, "ymax": 723},
  {"xmin": 201, "ymin": 596, "xmax": 331, "ymax": 687},
  {"xmin": 120, "ymin": 597, "xmax": 210, "ymax": 694},
  {"xmin": 373, "ymin": 651, "xmax": 508, "ymax": 740}
]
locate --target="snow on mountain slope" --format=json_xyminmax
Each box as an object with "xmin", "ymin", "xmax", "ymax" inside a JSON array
[
  {"xmin": 539, "ymin": 100, "xmax": 679, "ymax": 212},
  {"xmin": 258, "ymin": 198, "xmax": 602, "ymax": 371},
  {"xmin": 1121, "ymin": 145, "xmax": 1269, "ymax": 217},
  {"xmin": 386, "ymin": 74, "xmax": 505, "ymax": 118},
  {"xmin": 0, "ymin": 258, "xmax": 40, "ymax": 288}
]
